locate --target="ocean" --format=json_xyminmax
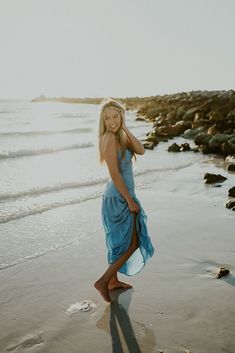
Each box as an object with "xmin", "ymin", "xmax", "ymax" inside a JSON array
[{"xmin": 0, "ymin": 99, "xmax": 204, "ymax": 271}]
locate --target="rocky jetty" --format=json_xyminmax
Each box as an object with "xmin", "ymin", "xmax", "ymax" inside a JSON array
[
  {"xmin": 32, "ymin": 91, "xmax": 235, "ymax": 159},
  {"xmin": 123, "ymin": 91, "xmax": 235, "ymax": 214},
  {"xmin": 123, "ymin": 90, "xmax": 235, "ymax": 156}
]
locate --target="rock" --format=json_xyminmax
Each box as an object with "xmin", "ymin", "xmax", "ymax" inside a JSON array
[
  {"xmin": 207, "ymin": 124, "xmax": 220, "ymax": 135},
  {"xmin": 225, "ymin": 155, "xmax": 235, "ymax": 164},
  {"xmin": 200, "ymin": 145, "xmax": 211, "ymax": 154},
  {"xmin": 204, "ymin": 173, "xmax": 227, "ymax": 184},
  {"xmin": 168, "ymin": 143, "xmax": 181, "ymax": 152},
  {"xmin": 175, "ymin": 120, "xmax": 192, "ymax": 133},
  {"xmin": 208, "ymin": 133, "xmax": 231, "ymax": 153},
  {"xmin": 143, "ymin": 142, "xmax": 155, "ymax": 150},
  {"xmin": 136, "ymin": 116, "xmax": 146, "ymax": 121},
  {"xmin": 220, "ymin": 138, "xmax": 235, "ymax": 155},
  {"xmin": 193, "ymin": 119, "xmax": 210, "ymax": 127},
  {"xmin": 209, "ymin": 111, "xmax": 224, "ymax": 122},
  {"xmin": 183, "ymin": 105, "xmax": 204, "ymax": 121},
  {"xmin": 156, "ymin": 125, "xmax": 182, "ymax": 137},
  {"xmin": 154, "ymin": 132, "xmax": 169, "ymax": 142},
  {"xmin": 227, "ymin": 109, "xmax": 235, "ymax": 120},
  {"xmin": 183, "ymin": 126, "xmax": 205, "ymax": 139},
  {"xmin": 166, "ymin": 111, "xmax": 176, "ymax": 122},
  {"xmin": 216, "ymin": 267, "xmax": 230, "ymax": 278},
  {"xmin": 180, "ymin": 143, "xmax": 191, "ymax": 151},
  {"xmin": 225, "ymin": 200, "xmax": 235, "ymax": 210},
  {"xmin": 228, "ymin": 186, "xmax": 235, "ymax": 197},
  {"xmin": 153, "ymin": 117, "xmax": 164, "ymax": 127},
  {"xmin": 176, "ymin": 106, "xmax": 186, "ymax": 119},
  {"xmin": 224, "ymin": 128, "xmax": 234, "ymax": 134},
  {"xmin": 227, "ymin": 164, "xmax": 235, "ymax": 172},
  {"xmin": 194, "ymin": 133, "xmax": 212, "ymax": 146},
  {"xmin": 194, "ymin": 112, "xmax": 205, "ymax": 122},
  {"xmin": 146, "ymin": 131, "xmax": 159, "ymax": 144}
]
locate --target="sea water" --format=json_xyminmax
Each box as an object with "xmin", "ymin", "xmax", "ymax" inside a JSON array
[{"xmin": 0, "ymin": 99, "xmax": 204, "ymax": 270}]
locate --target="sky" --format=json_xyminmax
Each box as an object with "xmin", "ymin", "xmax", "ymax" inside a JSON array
[{"xmin": 0, "ymin": 0, "xmax": 234, "ymax": 99}]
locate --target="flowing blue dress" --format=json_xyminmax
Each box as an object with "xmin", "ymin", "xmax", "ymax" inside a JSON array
[{"xmin": 101, "ymin": 148, "xmax": 154, "ymax": 276}]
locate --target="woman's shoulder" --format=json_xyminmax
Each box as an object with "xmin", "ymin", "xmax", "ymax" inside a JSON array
[
  {"xmin": 101, "ymin": 131, "xmax": 115, "ymax": 146},
  {"xmin": 101, "ymin": 131, "xmax": 131, "ymax": 156},
  {"xmin": 100, "ymin": 132, "xmax": 117, "ymax": 155}
]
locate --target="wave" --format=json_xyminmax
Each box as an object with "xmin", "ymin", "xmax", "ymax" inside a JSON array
[
  {"xmin": 0, "ymin": 226, "xmax": 101, "ymax": 271},
  {"xmin": 0, "ymin": 192, "xmax": 102, "ymax": 224},
  {"xmin": 0, "ymin": 157, "xmax": 204, "ymax": 223},
  {"xmin": 134, "ymin": 158, "xmax": 204, "ymax": 177},
  {"xmin": 0, "ymin": 127, "xmax": 92, "ymax": 137},
  {"xmin": 0, "ymin": 177, "xmax": 108, "ymax": 201},
  {"xmin": 0, "ymin": 142, "xmax": 93, "ymax": 159},
  {"xmin": 0, "ymin": 157, "xmax": 203, "ymax": 201},
  {"xmin": 0, "ymin": 110, "xmax": 18, "ymax": 114},
  {"xmin": 54, "ymin": 113, "xmax": 89, "ymax": 119}
]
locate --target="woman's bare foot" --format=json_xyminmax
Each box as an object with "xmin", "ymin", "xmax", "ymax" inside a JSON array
[
  {"xmin": 94, "ymin": 279, "xmax": 111, "ymax": 303},
  {"xmin": 108, "ymin": 278, "xmax": 133, "ymax": 291}
]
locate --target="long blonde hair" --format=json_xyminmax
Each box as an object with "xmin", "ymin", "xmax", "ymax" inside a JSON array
[{"xmin": 98, "ymin": 98, "xmax": 136, "ymax": 163}]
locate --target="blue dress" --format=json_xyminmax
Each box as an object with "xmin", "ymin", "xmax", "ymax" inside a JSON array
[{"xmin": 101, "ymin": 148, "xmax": 154, "ymax": 276}]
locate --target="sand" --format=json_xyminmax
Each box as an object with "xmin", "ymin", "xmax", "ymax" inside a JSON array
[{"xmin": 0, "ymin": 155, "xmax": 235, "ymax": 353}]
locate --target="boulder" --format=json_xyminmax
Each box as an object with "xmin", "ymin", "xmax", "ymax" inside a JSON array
[
  {"xmin": 174, "ymin": 120, "xmax": 192, "ymax": 133},
  {"xmin": 180, "ymin": 143, "xmax": 191, "ymax": 151},
  {"xmin": 168, "ymin": 143, "xmax": 181, "ymax": 152},
  {"xmin": 220, "ymin": 136, "xmax": 235, "ymax": 155},
  {"xmin": 216, "ymin": 267, "xmax": 230, "ymax": 278},
  {"xmin": 143, "ymin": 142, "xmax": 155, "ymax": 150},
  {"xmin": 225, "ymin": 200, "xmax": 235, "ymax": 210},
  {"xmin": 204, "ymin": 173, "xmax": 227, "ymax": 184},
  {"xmin": 225, "ymin": 155, "xmax": 235, "ymax": 163},
  {"xmin": 183, "ymin": 106, "xmax": 204, "ymax": 121},
  {"xmin": 136, "ymin": 116, "xmax": 146, "ymax": 121},
  {"xmin": 194, "ymin": 112, "xmax": 205, "ymax": 122},
  {"xmin": 153, "ymin": 131, "xmax": 169, "ymax": 142},
  {"xmin": 209, "ymin": 111, "xmax": 224, "ymax": 122},
  {"xmin": 207, "ymin": 124, "xmax": 220, "ymax": 135},
  {"xmin": 228, "ymin": 186, "xmax": 235, "ymax": 197},
  {"xmin": 156, "ymin": 125, "xmax": 182, "ymax": 137},
  {"xmin": 208, "ymin": 134, "xmax": 231, "ymax": 153},
  {"xmin": 183, "ymin": 126, "xmax": 205, "ymax": 139},
  {"xmin": 194, "ymin": 133, "xmax": 212, "ymax": 146},
  {"xmin": 227, "ymin": 164, "xmax": 235, "ymax": 172}
]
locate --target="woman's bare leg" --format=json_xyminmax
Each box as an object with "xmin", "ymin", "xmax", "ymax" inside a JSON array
[
  {"xmin": 108, "ymin": 271, "xmax": 132, "ymax": 290},
  {"xmin": 108, "ymin": 216, "xmax": 139, "ymax": 290},
  {"xmin": 94, "ymin": 213, "xmax": 139, "ymax": 302}
]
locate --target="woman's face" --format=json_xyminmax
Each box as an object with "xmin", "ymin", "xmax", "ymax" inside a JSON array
[{"xmin": 104, "ymin": 107, "xmax": 122, "ymax": 133}]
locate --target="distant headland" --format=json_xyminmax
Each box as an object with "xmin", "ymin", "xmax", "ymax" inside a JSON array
[{"xmin": 31, "ymin": 95, "xmax": 103, "ymax": 104}]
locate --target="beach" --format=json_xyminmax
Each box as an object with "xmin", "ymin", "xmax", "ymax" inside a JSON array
[{"xmin": 0, "ymin": 101, "xmax": 235, "ymax": 353}]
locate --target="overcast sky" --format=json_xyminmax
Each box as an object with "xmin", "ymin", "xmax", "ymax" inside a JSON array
[{"xmin": 0, "ymin": 0, "xmax": 234, "ymax": 99}]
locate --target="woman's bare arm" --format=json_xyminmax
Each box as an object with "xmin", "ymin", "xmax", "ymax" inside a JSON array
[
  {"xmin": 103, "ymin": 132, "xmax": 133, "ymax": 204},
  {"xmin": 121, "ymin": 114, "xmax": 145, "ymax": 155}
]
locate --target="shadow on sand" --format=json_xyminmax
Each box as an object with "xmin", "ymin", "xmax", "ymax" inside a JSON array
[{"xmin": 96, "ymin": 288, "xmax": 156, "ymax": 353}]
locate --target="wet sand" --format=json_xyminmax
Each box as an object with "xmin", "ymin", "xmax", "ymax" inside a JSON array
[{"xmin": 0, "ymin": 156, "xmax": 235, "ymax": 353}]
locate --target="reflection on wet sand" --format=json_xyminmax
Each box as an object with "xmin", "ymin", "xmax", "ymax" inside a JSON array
[{"xmin": 96, "ymin": 288, "xmax": 156, "ymax": 353}]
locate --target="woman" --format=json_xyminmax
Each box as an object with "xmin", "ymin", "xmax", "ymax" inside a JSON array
[{"xmin": 94, "ymin": 98, "xmax": 154, "ymax": 302}]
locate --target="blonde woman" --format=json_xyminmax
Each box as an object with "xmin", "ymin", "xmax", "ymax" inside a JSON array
[{"xmin": 94, "ymin": 98, "xmax": 154, "ymax": 302}]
